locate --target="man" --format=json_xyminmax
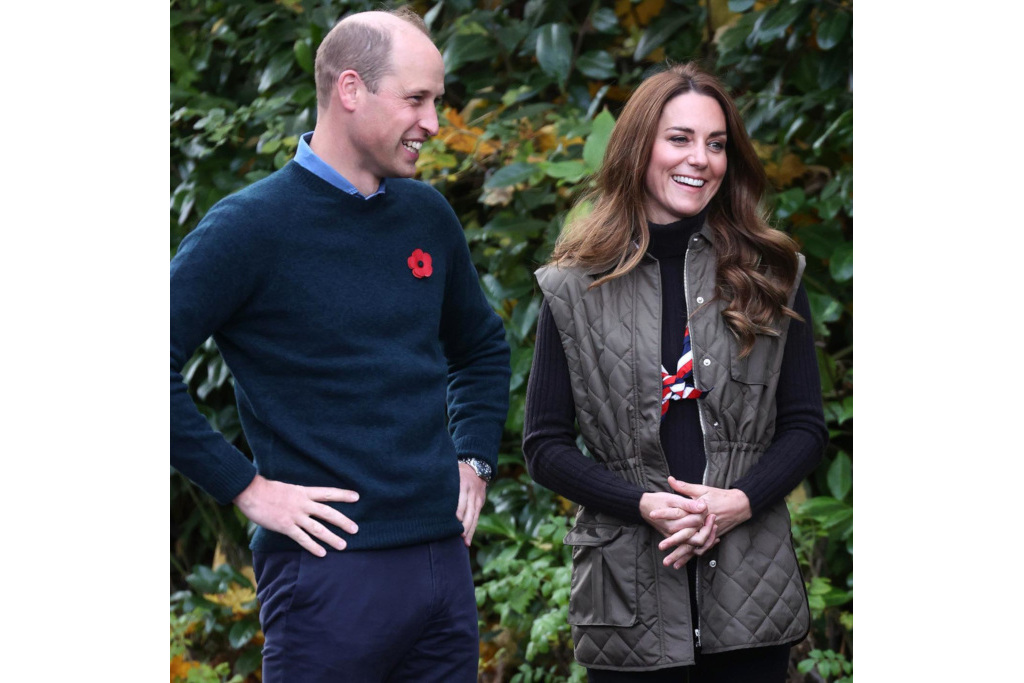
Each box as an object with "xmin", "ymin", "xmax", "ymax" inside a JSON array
[{"xmin": 170, "ymin": 7, "xmax": 510, "ymax": 681}]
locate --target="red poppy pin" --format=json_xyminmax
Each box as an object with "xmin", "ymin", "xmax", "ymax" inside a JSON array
[{"xmin": 407, "ymin": 248, "xmax": 433, "ymax": 278}]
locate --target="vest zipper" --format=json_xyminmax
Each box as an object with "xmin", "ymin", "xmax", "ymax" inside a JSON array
[
  {"xmin": 684, "ymin": 236, "xmax": 712, "ymax": 652},
  {"xmin": 627, "ymin": 268, "xmax": 643, "ymax": 470}
]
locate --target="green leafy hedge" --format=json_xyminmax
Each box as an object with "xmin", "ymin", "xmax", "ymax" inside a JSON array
[{"xmin": 171, "ymin": 1, "xmax": 852, "ymax": 681}]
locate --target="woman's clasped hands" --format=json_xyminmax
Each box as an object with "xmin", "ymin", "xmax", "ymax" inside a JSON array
[
  {"xmin": 639, "ymin": 476, "xmax": 753, "ymax": 570},
  {"xmin": 640, "ymin": 486, "xmax": 718, "ymax": 570}
]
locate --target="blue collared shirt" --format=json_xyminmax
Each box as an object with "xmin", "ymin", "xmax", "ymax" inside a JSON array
[{"xmin": 293, "ymin": 132, "xmax": 385, "ymax": 199}]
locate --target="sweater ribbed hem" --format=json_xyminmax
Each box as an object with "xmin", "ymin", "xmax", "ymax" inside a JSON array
[{"xmin": 250, "ymin": 516, "xmax": 465, "ymax": 553}]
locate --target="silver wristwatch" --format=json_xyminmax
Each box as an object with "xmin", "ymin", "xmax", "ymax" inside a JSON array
[{"xmin": 458, "ymin": 457, "xmax": 493, "ymax": 483}]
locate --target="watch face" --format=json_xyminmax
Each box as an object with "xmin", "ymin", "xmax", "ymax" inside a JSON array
[{"xmin": 464, "ymin": 458, "xmax": 492, "ymax": 481}]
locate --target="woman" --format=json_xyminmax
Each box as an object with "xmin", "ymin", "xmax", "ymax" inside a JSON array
[{"xmin": 523, "ymin": 62, "xmax": 828, "ymax": 682}]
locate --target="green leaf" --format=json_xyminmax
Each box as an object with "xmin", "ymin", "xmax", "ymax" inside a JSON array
[
  {"xmin": 536, "ymin": 23, "xmax": 573, "ymax": 85},
  {"xmin": 794, "ymin": 220, "xmax": 843, "ymax": 261},
  {"xmin": 813, "ymin": 110, "xmax": 853, "ymax": 153},
  {"xmin": 480, "ymin": 274, "xmax": 513, "ymax": 308},
  {"xmin": 728, "ymin": 0, "xmax": 756, "ymax": 11},
  {"xmin": 757, "ymin": 3, "xmax": 805, "ymax": 43},
  {"xmin": 476, "ymin": 513, "xmax": 518, "ymax": 539},
  {"xmin": 811, "ymin": 109, "xmax": 851, "ymax": 153},
  {"xmin": 824, "ymin": 397, "xmax": 853, "ymax": 427},
  {"xmin": 817, "ymin": 46, "xmax": 849, "ymax": 90},
  {"xmin": 234, "ymin": 647, "xmax": 262, "ymax": 678},
  {"xmin": 443, "ymin": 33, "xmax": 498, "ymax": 74},
  {"xmin": 484, "ymin": 162, "xmax": 538, "ymax": 189},
  {"xmin": 258, "ymin": 51, "xmax": 294, "ymax": 93},
  {"xmin": 798, "ymin": 497, "xmax": 852, "ymax": 531},
  {"xmin": 826, "ymin": 451, "xmax": 852, "ymax": 501},
  {"xmin": 798, "ymin": 496, "xmax": 848, "ymax": 519},
  {"xmin": 576, "ymin": 50, "xmax": 616, "ymax": 80},
  {"xmin": 634, "ymin": 13, "xmax": 689, "ymax": 61},
  {"xmin": 816, "ymin": 347, "xmax": 835, "ymax": 394},
  {"xmin": 583, "ymin": 109, "xmax": 615, "ymax": 171},
  {"xmin": 816, "ymin": 10, "xmax": 851, "ymax": 50},
  {"xmin": 591, "ymin": 7, "xmax": 621, "ymax": 33},
  {"xmin": 228, "ymin": 618, "xmax": 260, "ymax": 649},
  {"xmin": 829, "ymin": 241, "xmax": 853, "ymax": 282},
  {"xmin": 293, "ymin": 38, "xmax": 313, "ymax": 74},
  {"xmin": 510, "ymin": 296, "xmax": 541, "ymax": 342},
  {"xmin": 482, "ymin": 215, "xmax": 548, "ymax": 240},
  {"xmin": 544, "ymin": 160, "xmax": 587, "ymax": 181},
  {"xmin": 806, "ymin": 290, "xmax": 842, "ymax": 333}
]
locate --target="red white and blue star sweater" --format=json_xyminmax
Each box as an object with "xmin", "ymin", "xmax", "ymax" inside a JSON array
[{"xmin": 171, "ymin": 162, "xmax": 511, "ymax": 552}]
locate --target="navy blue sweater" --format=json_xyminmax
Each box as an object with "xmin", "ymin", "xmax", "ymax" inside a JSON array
[{"xmin": 171, "ymin": 162, "xmax": 511, "ymax": 552}]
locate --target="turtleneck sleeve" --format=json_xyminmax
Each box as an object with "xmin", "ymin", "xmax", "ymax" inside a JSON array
[{"xmin": 522, "ymin": 298, "xmax": 648, "ymax": 522}]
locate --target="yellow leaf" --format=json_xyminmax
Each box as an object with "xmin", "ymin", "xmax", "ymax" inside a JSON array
[
  {"xmin": 241, "ymin": 565, "xmax": 257, "ymax": 588},
  {"xmin": 442, "ymin": 106, "xmax": 466, "ymax": 129},
  {"xmin": 751, "ymin": 140, "xmax": 776, "ymax": 161},
  {"xmin": 707, "ymin": 0, "xmax": 739, "ymax": 32},
  {"xmin": 606, "ymin": 84, "xmax": 634, "ymax": 103},
  {"xmin": 764, "ymin": 153, "xmax": 807, "ymax": 187},
  {"xmin": 615, "ymin": 0, "xmax": 632, "ymax": 18},
  {"xmin": 211, "ymin": 542, "xmax": 227, "ymax": 570},
  {"xmin": 439, "ymin": 129, "xmax": 480, "ymax": 154},
  {"xmin": 534, "ymin": 124, "xmax": 558, "ymax": 153},
  {"xmin": 557, "ymin": 495, "xmax": 577, "ymax": 515},
  {"xmin": 637, "ymin": 0, "xmax": 667, "ymax": 23},
  {"xmin": 170, "ymin": 655, "xmax": 199, "ymax": 682},
  {"xmin": 203, "ymin": 580, "xmax": 257, "ymax": 617},
  {"xmin": 475, "ymin": 139, "xmax": 501, "ymax": 158},
  {"xmin": 616, "ymin": 0, "xmax": 666, "ymax": 25},
  {"xmin": 787, "ymin": 481, "xmax": 810, "ymax": 505}
]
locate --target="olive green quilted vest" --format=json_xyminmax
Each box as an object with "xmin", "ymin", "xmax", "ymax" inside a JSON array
[{"xmin": 535, "ymin": 224, "xmax": 809, "ymax": 670}]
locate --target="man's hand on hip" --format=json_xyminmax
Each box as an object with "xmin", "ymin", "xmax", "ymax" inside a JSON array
[{"xmin": 233, "ymin": 474, "xmax": 360, "ymax": 557}]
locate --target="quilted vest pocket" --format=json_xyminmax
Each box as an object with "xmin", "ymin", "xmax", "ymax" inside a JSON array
[
  {"xmin": 728, "ymin": 332, "xmax": 780, "ymax": 386},
  {"xmin": 563, "ymin": 523, "xmax": 639, "ymax": 627}
]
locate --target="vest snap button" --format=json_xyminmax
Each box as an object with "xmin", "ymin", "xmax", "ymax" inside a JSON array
[
  {"xmin": 696, "ymin": 296, "xmax": 704, "ymax": 304},
  {"xmin": 709, "ymin": 560, "xmax": 717, "ymax": 568},
  {"xmin": 702, "ymin": 358, "xmax": 711, "ymax": 366}
]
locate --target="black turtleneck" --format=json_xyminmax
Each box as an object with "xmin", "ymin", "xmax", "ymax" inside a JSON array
[{"xmin": 523, "ymin": 214, "xmax": 827, "ymax": 524}]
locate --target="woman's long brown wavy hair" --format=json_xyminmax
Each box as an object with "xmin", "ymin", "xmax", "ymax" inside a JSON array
[{"xmin": 549, "ymin": 62, "xmax": 802, "ymax": 356}]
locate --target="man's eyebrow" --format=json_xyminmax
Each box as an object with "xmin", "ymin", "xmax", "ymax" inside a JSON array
[{"xmin": 404, "ymin": 87, "xmax": 444, "ymax": 98}]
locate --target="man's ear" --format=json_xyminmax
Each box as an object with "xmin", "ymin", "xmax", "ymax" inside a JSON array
[{"xmin": 336, "ymin": 70, "xmax": 362, "ymax": 112}]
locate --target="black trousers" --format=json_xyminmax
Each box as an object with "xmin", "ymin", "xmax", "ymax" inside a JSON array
[{"xmin": 586, "ymin": 643, "xmax": 791, "ymax": 683}]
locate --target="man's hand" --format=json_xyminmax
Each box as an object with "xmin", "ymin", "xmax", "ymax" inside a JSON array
[
  {"xmin": 456, "ymin": 462, "xmax": 487, "ymax": 547},
  {"xmin": 232, "ymin": 474, "xmax": 360, "ymax": 557}
]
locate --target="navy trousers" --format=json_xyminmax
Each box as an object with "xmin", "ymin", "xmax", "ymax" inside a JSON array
[{"xmin": 253, "ymin": 535, "xmax": 479, "ymax": 682}]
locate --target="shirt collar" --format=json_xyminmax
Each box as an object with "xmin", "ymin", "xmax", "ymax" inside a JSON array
[{"xmin": 294, "ymin": 132, "xmax": 386, "ymax": 199}]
